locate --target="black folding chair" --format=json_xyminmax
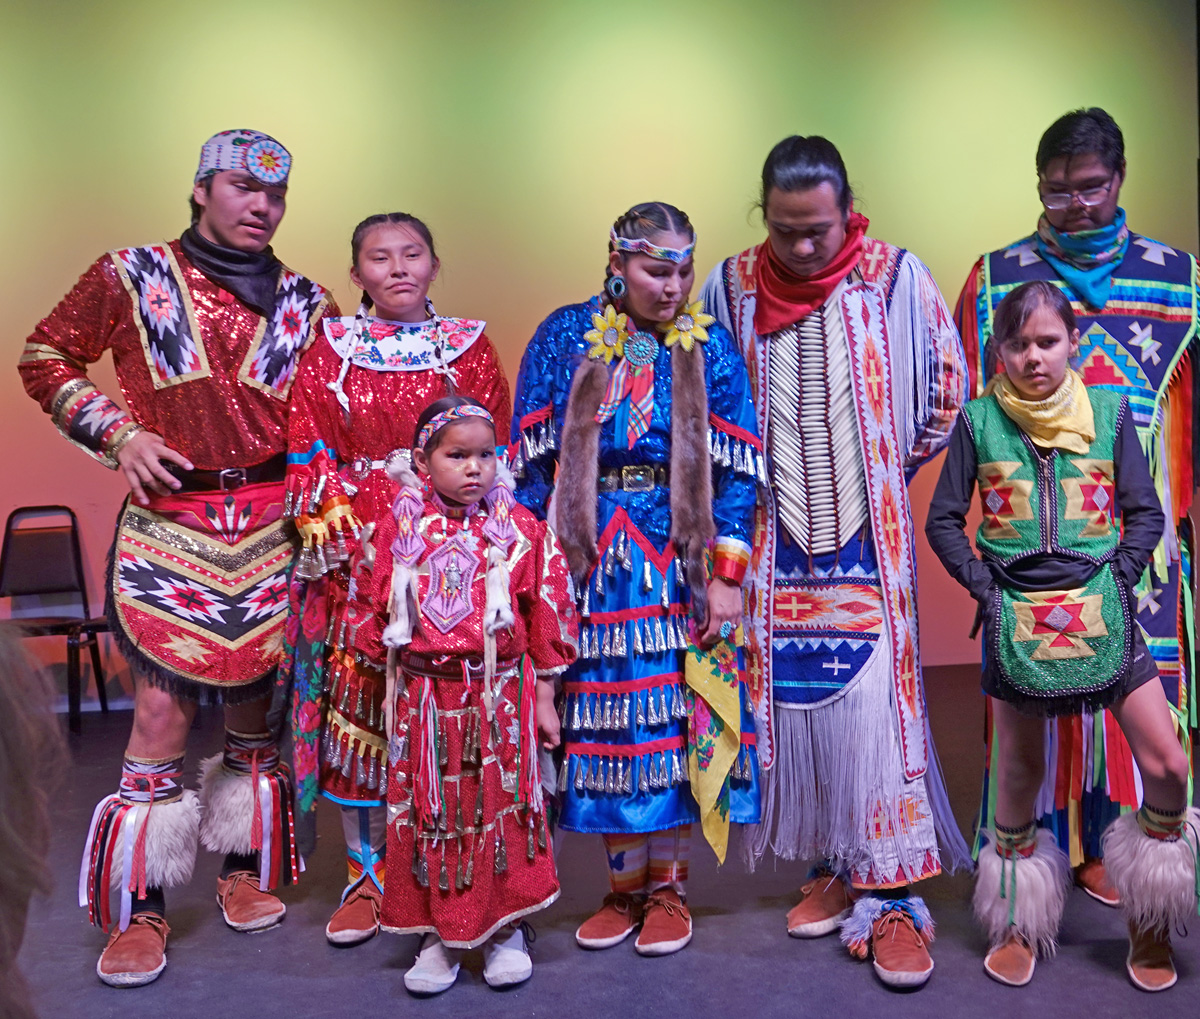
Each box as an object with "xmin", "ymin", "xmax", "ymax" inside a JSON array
[{"xmin": 0, "ymin": 504, "xmax": 109, "ymax": 733}]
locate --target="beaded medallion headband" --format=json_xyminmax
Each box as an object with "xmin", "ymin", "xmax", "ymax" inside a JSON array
[
  {"xmin": 609, "ymin": 227, "xmax": 696, "ymax": 263},
  {"xmin": 416, "ymin": 405, "xmax": 494, "ymax": 448}
]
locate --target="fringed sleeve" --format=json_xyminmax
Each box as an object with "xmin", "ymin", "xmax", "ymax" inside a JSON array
[
  {"xmin": 953, "ymin": 257, "xmax": 988, "ymax": 399},
  {"xmin": 512, "ymin": 306, "xmax": 590, "ymax": 518},
  {"xmin": 519, "ymin": 514, "xmax": 579, "ymax": 677},
  {"xmin": 285, "ymin": 334, "xmax": 359, "ymax": 580},
  {"xmin": 889, "ymin": 252, "xmax": 967, "ymax": 471},
  {"xmin": 17, "ymin": 255, "xmax": 139, "ymax": 468},
  {"xmin": 703, "ymin": 322, "xmax": 761, "ymax": 584}
]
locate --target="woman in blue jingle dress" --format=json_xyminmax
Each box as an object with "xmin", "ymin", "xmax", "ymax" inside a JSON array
[{"xmin": 511, "ymin": 202, "xmax": 762, "ymax": 957}]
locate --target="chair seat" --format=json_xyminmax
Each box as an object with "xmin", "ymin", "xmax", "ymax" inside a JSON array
[{"xmin": 0, "ymin": 616, "xmax": 108, "ymax": 638}]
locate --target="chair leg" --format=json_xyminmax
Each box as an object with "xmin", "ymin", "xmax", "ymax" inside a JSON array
[
  {"xmin": 88, "ymin": 633, "xmax": 109, "ymax": 713},
  {"xmin": 67, "ymin": 632, "xmax": 82, "ymax": 735}
]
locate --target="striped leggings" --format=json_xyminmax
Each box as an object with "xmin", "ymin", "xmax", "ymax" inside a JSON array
[{"xmin": 602, "ymin": 825, "xmax": 691, "ymax": 896}]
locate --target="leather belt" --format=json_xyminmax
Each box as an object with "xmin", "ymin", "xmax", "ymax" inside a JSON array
[
  {"xmin": 401, "ymin": 652, "xmax": 519, "ymax": 680},
  {"xmin": 166, "ymin": 452, "xmax": 287, "ymax": 492},
  {"xmin": 598, "ymin": 465, "xmax": 669, "ymax": 493}
]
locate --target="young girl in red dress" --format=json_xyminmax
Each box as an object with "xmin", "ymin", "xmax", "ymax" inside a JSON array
[{"xmin": 369, "ymin": 396, "xmax": 577, "ymax": 994}]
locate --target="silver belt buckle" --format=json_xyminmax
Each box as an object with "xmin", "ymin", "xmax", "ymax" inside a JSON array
[
  {"xmin": 622, "ymin": 465, "xmax": 654, "ymax": 492},
  {"xmin": 218, "ymin": 467, "xmax": 248, "ymax": 491},
  {"xmin": 349, "ymin": 457, "xmax": 372, "ymax": 482}
]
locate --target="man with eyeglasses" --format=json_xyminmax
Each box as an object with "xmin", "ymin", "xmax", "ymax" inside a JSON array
[{"xmin": 955, "ymin": 106, "xmax": 1198, "ymax": 981}]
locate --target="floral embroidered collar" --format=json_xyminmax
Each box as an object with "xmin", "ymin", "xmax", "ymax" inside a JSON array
[{"xmin": 323, "ymin": 304, "xmax": 485, "ymax": 372}]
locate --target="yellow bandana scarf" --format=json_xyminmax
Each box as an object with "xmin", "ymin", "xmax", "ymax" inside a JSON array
[{"xmin": 986, "ymin": 369, "xmax": 1095, "ymax": 454}]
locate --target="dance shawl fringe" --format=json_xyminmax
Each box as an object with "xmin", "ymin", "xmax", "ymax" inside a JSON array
[
  {"xmin": 79, "ymin": 791, "xmax": 199, "ymax": 932},
  {"xmin": 974, "ymin": 829, "xmax": 1071, "ymax": 957},
  {"xmin": 1102, "ymin": 807, "xmax": 1200, "ymax": 934},
  {"xmin": 198, "ymin": 754, "xmax": 301, "ymax": 891},
  {"xmin": 746, "ymin": 638, "xmax": 971, "ymax": 881}
]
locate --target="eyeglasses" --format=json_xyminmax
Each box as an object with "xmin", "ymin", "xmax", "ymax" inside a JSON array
[{"xmin": 1039, "ymin": 180, "xmax": 1115, "ymax": 210}]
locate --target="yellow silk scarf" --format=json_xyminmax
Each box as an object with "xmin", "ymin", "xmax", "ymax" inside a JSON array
[{"xmin": 986, "ymin": 369, "xmax": 1095, "ymax": 454}]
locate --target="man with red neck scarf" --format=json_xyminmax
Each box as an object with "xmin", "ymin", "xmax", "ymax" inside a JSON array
[{"xmin": 701, "ymin": 134, "xmax": 969, "ymax": 990}]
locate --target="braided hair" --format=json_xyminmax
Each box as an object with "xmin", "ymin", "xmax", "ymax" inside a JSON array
[
  {"xmin": 349, "ymin": 212, "xmax": 438, "ymax": 311},
  {"xmin": 604, "ymin": 202, "xmax": 695, "ymax": 298}
]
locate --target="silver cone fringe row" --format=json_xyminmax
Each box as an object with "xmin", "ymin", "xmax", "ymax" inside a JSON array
[{"xmin": 556, "ymin": 744, "xmax": 755, "ymax": 795}]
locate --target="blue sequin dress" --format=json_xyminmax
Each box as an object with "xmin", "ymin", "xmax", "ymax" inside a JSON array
[{"xmin": 512, "ymin": 297, "xmax": 763, "ymax": 834}]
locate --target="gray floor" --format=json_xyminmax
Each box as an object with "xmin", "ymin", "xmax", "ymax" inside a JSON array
[{"xmin": 17, "ymin": 665, "xmax": 1197, "ymax": 1018}]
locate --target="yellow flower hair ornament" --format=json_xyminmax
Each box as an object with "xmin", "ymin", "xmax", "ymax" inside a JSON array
[
  {"xmin": 659, "ymin": 301, "xmax": 715, "ymax": 352},
  {"xmin": 584, "ymin": 304, "xmax": 629, "ymax": 364}
]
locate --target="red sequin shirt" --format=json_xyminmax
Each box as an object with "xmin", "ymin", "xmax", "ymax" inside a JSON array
[{"xmin": 19, "ymin": 238, "xmax": 335, "ymax": 470}]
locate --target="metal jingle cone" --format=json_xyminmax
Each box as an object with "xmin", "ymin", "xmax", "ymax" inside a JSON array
[
  {"xmin": 580, "ymin": 584, "xmax": 591, "ymax": 618},
  {"xmin": 601, "ymin": 624, "xmax": 612, "ymax": 658},
  {"xmin": 595, "ymin": 567, "xmax": 605, "ymax": 599},
  {"xmin": 621, "ymin": 693, "xmax": 631, "ymax": 730},
  {"xmin": 636, "ymin": 690, "xmax": 646, "ymax": 726},
  {"xmin": 538, "ymin": 816, "xmax": 547, "ymax": 850},
  {"xmin": 660, "ymin": 575, "xmax": 670, "ymax": 611},
  {"xmin": 464, "ymin": 847, "xmax": 474, "ymax": 887},
  {"xmin": 675, "ymin": 556, "xmax": 685, "ymax": 586},
  {"xmin": 558, "ymin": 757, "xmax": 569, "ymax": 792},
  {"xmin": 571, "ymin": 693, "xmax": 583, "ymax": 732},
  {"xmin": 574, "ymin": 757, "xmax": 585, "ymax": 791},
  {"xmin": 613, "ymin": 621, "xmax": 627, "ymax": 657},
  {"xmin": 654, "ymin": 616, "xmax": 667, "ymax": 653},
  {"xmin": 605, "ymin": 759, "xmax": 616, "ymax": 794},
  {"xmin": 605, "ymin": 547, "xmax": 616, "ymax": 578},
  {"xmin": 475, "ymin": 781, "xmax": 485, "ymax": 824},
  {"xmin": 355, "ymin": 753, "xmax": 367, "ymax": 787},
  {"xmin": 417, "ymin": 848, "xmax": 429, "ymax": 888},
  {"xmin": 527, "ymin": 824, "xmax": 536, "ymax": 861},
  {"xmin": 623, "ymin": 759, "xmax": 634, "ymax": 794},
  {"xmin": 632, "ymin": 620, "xmax": 644, "ymax": 655},
  {"xmin": 638, "ymin": 757, "xmax": 649, "ymax": 793},
  {"xmin": 340, "ymin": 739, "xmax": 354, "ymax": 777},
  {"xmin": 439, "ymin": 848, "xmax": 450, "ymax": 891},
  {"xmin": 495, "ymin": 830, "xmax": 508, "ymax": 874},
  {"xmin": 642, "ymin": 560, "xmax": 653, "ymax": 593}
]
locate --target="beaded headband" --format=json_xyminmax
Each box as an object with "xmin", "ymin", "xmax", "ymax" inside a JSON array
[
  {"xmin": 416, "ymin": 404, "xmax": 494, "ymax": 449},
  {"xmin": 609, "ymin": 227, "xmax": 696, "ymax": 263}
]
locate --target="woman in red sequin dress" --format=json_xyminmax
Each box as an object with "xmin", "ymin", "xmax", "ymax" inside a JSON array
[{"xmin": 283, "ymin": 214, "xmax": 510, "ymax": 946}]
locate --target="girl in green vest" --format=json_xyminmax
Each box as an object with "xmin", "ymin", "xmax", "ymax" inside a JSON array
[{"xmin": 926, "ymin": 279, "xmax": 1196, "ymax": 992}]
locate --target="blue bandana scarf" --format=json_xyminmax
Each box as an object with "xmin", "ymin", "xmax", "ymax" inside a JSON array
[{"xmin": 1035, "ymin": 208, "xmax": 1129, "ymax": 311}]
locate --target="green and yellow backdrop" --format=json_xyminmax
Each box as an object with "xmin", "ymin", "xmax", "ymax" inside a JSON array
[{"xmin": 0, "ymin": 0, "xmax": 1195, "ymax": 701}]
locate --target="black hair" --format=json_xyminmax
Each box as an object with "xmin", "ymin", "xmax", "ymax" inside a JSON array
[
  {"xmin": 1036, "ymin": 108, "xmax": 1125, "ymax": 176},
  {"xmin": 350, "ymin": 212, "xmax": 438, "ymax": 310},
  {"xmin": 188, "ymin": 176, "xmax": 214, "ymax": 224},
  {"xmin": 986, "ymin": 280, "xmax": 1077, "ymax": 374},
  {"xmin": 605, "ymin": 201, "xmax": 694, "ymax": 284},
  {"xmin": 412, "ymin": 395, "xmax": 493, "ymax": 452},
  {"xmin": 759, "ymin": 135, "xmax": 853, "ymax": 217}
]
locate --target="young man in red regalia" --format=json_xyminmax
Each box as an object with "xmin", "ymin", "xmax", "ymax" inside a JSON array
[{"xmin": 18, "ymin": 129, "xmax": 336, "ymax": 987}]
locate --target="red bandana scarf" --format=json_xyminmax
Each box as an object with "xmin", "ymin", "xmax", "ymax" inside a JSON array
[{"xmin": 752, "ymin": 212, "xmax": 869, "ymax": 336}]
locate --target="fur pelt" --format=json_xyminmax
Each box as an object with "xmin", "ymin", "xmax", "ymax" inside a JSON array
[
  {"xmin": 839, "ymin": 895, "xmax": 935, "ymax": 948},
  {"xmin": 107, "ymin": 791, "xmax": 200, "ymax": 890},
  {"xmin": 1102, "ymin": 807, "xmax": 1200, "ymax": 933},
  {"xmin": 197, "ymin": 754, "xmax": 258, "ymax": 854},
  {"xmin": 973, "ymin": 828, "xmax": 1071, "ymax": 957},
  {"xmin": 668, "ymin": 343, "xmax": 715, "ymax": 624},
  {"xmin": 555, "ymin": 355, "xmax": 608, "ymax": 581}
]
